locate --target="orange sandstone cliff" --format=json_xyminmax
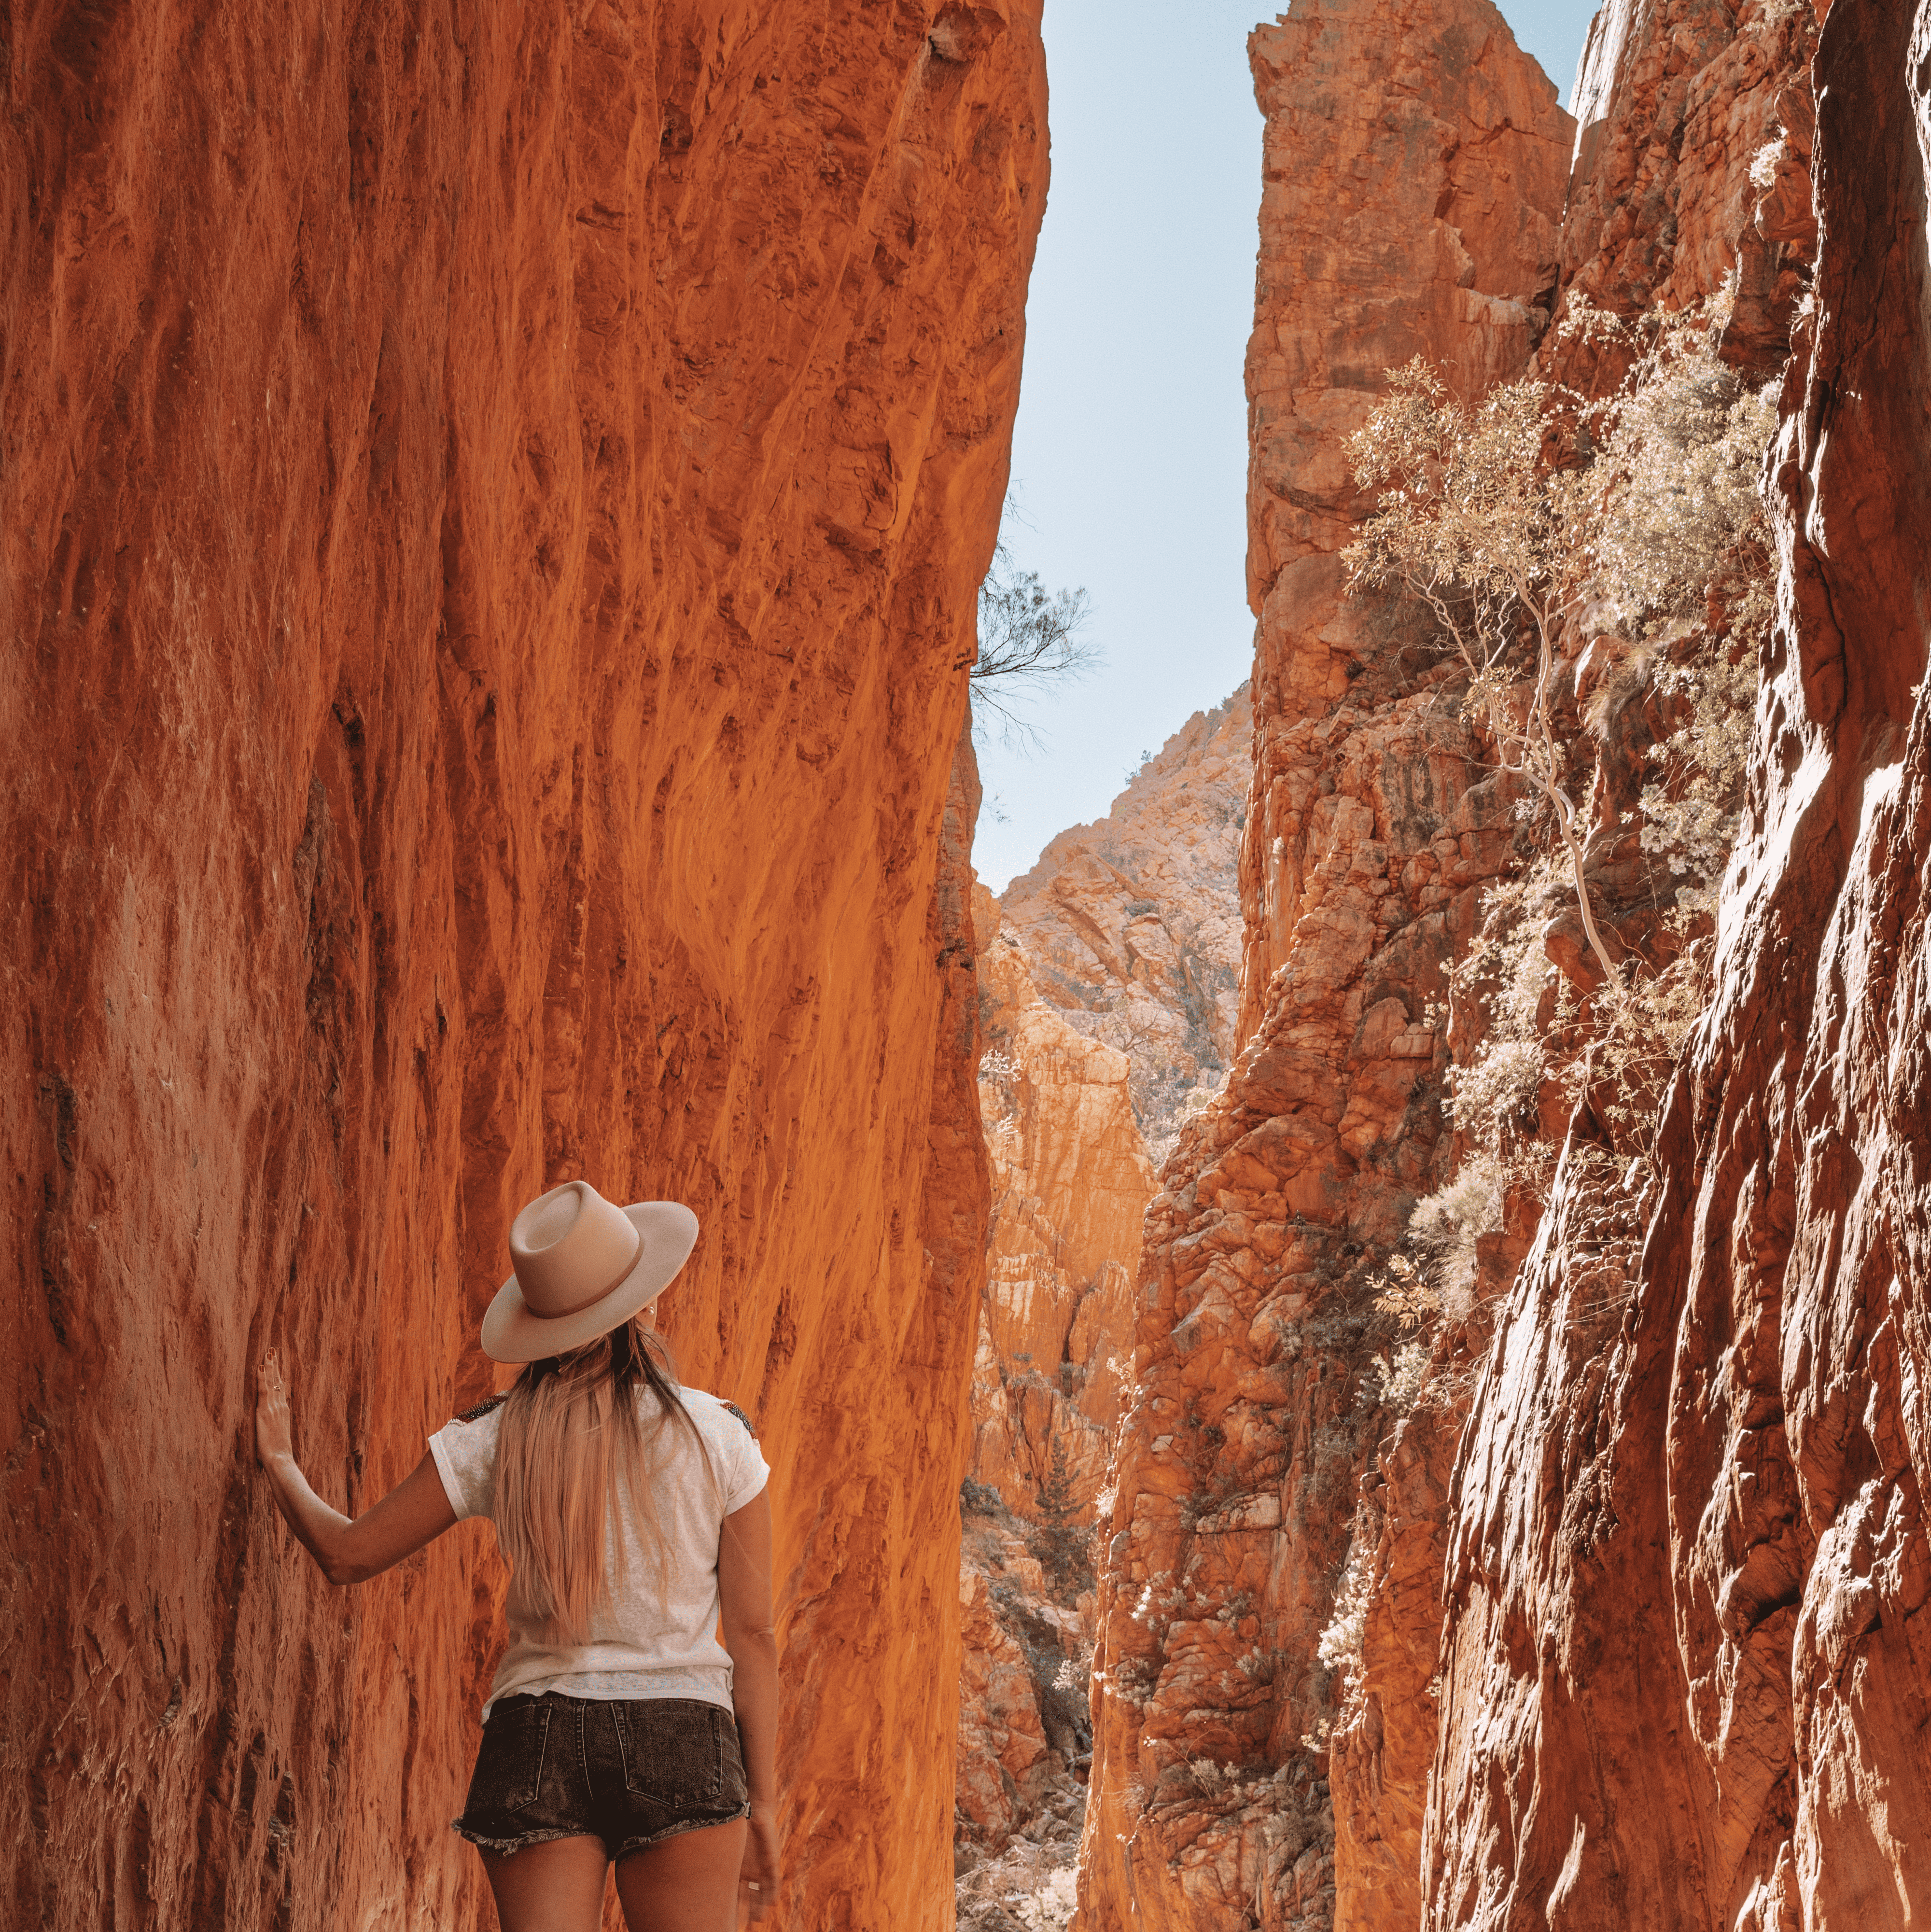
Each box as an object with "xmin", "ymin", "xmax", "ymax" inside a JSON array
[
  {"xmin": 1003, "ymin": 688, "xmax": 1252, "ymax": 1162},
  {"xmin": 955, "ymin": 702, "xmax": 1251, "ymax": 1917},
  {"xmin": 0, "ymin": 5, "xmax": 1045, "ymax": 1927},
  {"xmin": 1079, "ymin": 3, "xmax": 1572, "ymax": 1926},
  {"xmin": 1421, "ymin": 0, "xmax": 1921, "ymax": 1920},
  {"xmin": 956, "ymin": 899, "xmax": 1147, "ymax": 1895}
]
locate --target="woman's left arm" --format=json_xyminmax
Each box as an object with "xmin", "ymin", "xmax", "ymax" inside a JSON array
[{"xmin": 255, "ymin": 1352, "xmax": 458, "ymax": 1585}]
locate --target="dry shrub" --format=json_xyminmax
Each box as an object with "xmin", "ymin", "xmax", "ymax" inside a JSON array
[{"xmin": 1351, "ymin": 293, "xmax": 1778, "ymax": 1326}]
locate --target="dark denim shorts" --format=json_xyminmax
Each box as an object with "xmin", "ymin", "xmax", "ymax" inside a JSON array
[{"xmin": 453, "ymin": 1694, "xmax": 749, "ymax": 1861}]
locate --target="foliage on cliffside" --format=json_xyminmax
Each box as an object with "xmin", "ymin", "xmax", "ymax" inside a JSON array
[{"xmin": 1332, "ymin": 302, "xmax": 1779, "ymax": 1408}]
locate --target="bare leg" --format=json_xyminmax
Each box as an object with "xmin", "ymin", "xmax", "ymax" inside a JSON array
[
  {"xmin": 614, "ymin": 1820, "xmax": 748, "ymax": 1932},
  {"xmin": 478, "ymin": 1835, "xmax": 610, "ymax": 1931}
]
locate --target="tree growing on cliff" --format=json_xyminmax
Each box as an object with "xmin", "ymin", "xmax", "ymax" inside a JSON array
[
  {"xmin": 969, "ymin": 538, "xmax": 1101, "ymax": 750},
  {"xmin": 1032, "ymin": 1433, "xmax": 1088, "ymax": 1597},
  {"xmin": 1343, "ymin": 306, "xmax": 1777, "ymax": 1004},
  {"xmin": 1352, "ymin": 303, "xmax": 1780, "ymax": 1313},
  {"xmin": 1344, "ymin": 363, "xmax": 1623, "ymax": 986}
]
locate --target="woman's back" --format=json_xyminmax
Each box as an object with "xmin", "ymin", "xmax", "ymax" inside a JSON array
[{"xmin": 431, "ymin": 1384, "xmax": 769, "ymax": 1714}]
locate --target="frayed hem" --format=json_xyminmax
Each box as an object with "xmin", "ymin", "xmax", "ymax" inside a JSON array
[
  {"xmin": 613, "ymin": 1804, "xmax": 752, "ymax": 1862},
  {"xmin": 451, "ymin": 1822, "xmax": 599, "ymax": 1858}
]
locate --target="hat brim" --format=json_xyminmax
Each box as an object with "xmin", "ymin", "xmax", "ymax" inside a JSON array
[{"xmin": 479, "ymin": 1201, "xmax": 700, "ymax": 1363}]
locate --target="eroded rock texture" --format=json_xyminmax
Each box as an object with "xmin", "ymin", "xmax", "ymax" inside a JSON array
[
  {"xmin": 1424, "ymin": 1, "xmax": 1931, "ymax": 1924},
  {"xmin": 972, "ymin": 887, "xmax": 1153, "ymax": 1533},
  {"xmin": 957, "ymin": 888, "xmax": 1147, "ymax": 1865},
  {"xmin": 1002, "ymin": 687, "xmax": 1251, "ymax": 1162},
  {"xmin": 956, "ymin": 698, "xmax": 1252, "ymax": 1887},
  {"xmin": 1078, "ymin": 5, "xmax": 1572, "ymax": 1928},
  {"xmin": 0, "ymin": 4, "xmax": 1044, "ymax": 1926}
]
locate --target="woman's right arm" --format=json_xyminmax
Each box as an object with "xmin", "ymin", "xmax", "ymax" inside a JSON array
[
  {"xmin": 719, "ymin": 1488, "xmax": 779, "ymax": 1920},
  {"xmin": 255, "ymin": 1352, "xmax": 458, "ymax": 1585}
]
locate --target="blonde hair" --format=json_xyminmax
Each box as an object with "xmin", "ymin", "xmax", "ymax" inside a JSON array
[{"xmin": 493, "ymin": 1317, "xmax": 713, "ymax": 1642}]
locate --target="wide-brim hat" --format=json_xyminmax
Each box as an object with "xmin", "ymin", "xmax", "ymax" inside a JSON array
[{"xmin": 480, "ymin": 1180, "xmax": 700, "ymax": 1363}]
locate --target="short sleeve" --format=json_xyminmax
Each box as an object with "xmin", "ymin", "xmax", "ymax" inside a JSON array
[
  {"xmin": 722, "ymin": 1410, "xmax": 769, "ymax": 1515},
  {"xmin": 429, "ymin": 1403, "xmax": 503, "ymax": 1521}
]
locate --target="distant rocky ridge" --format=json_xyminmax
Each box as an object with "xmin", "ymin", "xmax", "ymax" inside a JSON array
[
  {"xmin": 954, "ymin": 691, "xmax": 1251, "ymax": 1921},
  {"xmin": 1001, "ymin": 686, "xmax": 1252, "ymax": 1162}
]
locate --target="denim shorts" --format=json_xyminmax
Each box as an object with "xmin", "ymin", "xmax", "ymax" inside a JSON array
[{"xmin": 453, "ymin": 1694, "xmax": 749, "ymax": 1861}]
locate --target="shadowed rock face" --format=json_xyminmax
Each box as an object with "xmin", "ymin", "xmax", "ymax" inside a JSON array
[{"xmin": 0, "ymin": 4, "xmax": 1044, "ymax": 1926}]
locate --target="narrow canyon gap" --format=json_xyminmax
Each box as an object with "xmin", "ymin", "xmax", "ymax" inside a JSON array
[{"xmin": 0, "ymin": 3, "xmax": 1047, "ymax": 1926}]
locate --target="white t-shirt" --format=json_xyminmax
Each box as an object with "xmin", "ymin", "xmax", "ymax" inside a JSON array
[{"xmin": 429, "ymin": 1384, "xmax": 769, "ymax": 1716}]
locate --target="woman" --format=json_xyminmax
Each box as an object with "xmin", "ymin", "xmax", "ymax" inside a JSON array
[{"xmin": 254, "ymin": 1180, "xmax": 779, "ymax": 1931}]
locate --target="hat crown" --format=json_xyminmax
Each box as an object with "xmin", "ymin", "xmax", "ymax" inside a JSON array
[{"xmin": 508, "ymin": 1182, "xmax": 643, "ymax": 1319}]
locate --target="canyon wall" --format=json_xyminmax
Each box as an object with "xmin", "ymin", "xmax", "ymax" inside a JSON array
[
  {"xmin": 1080, "ymin": 6, "xmax": 1574, "ymax": 1928},
  {"xmin": 0, "ymin": 4, "xmax": 1045, "ymax": 1927},
  {"xmin": 1421, "ymin": 0, "xmax": 1931, "ymax": 1922},
  {"xmin": 1003, "ymin": 687, "xmax": 1251, "ymax": 1161},
  {"xmin": 1079, "ymin": 0, "xmax": 1931, "ymax": 1927},
  {"xmin": 957, "ymin": 700, "xmax": 1251, "ymax": 1919},
  {"xmin": 956, "ymin": 899, "xmax": 1147, "ymax": 1905}
]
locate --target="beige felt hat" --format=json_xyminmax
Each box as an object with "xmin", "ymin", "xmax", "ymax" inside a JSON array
[{"xmin": 480, "ymin": 1181, "xmax": 700, "ymax": 1363}]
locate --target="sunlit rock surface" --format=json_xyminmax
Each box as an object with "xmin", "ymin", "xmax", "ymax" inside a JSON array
[
  {"xmin": 1078, "ymin": 4, "xmax": 1573, "ymax": 1927},
  {"xmin": 955, "ymin": 885, "xmax": 1148, "ymax": 1889},
  {"xmin": 0, "ymin": 5, "xmax": 1045, "ymax": 1926},
  {"xmin": 956, "ymin": 694, "xmax": 1252, "ymax": 1893},
  {"xmin": 1422, "ymin": 1, "xmax": 1931, "ymax": 1924},
  {"xmin": 1074, "ymin": 0, "xmax": 1931, "ymax": 1926},
  {"xmin": 1001, "ymin": 687, "xmax": 1252, "ymax": 1162}
]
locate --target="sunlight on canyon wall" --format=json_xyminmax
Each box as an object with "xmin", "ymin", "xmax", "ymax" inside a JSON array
[{"xmin": 0, "ymin": 4, "xmax": 1045, "ymax": 1926}]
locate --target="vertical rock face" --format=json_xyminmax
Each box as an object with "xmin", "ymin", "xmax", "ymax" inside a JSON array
[
  {"xmin": 972, "ymin": 888, "xmax": 1155, "ymax": 1528},
  {"xmin": 1002, "ymin": 687, "xmax": 1252, "ymax": 1161},
  {"xmin": 957, "ymin": 699, "xmax": 1253, "ymax": 1904},
  {"xmin": 1565, "ymin": 0, "xmax": 1814, "ymax": 366},
  {"xmin": 956, "ymin": 889, "xmax": 1150, "ymax": 1876},
  {"xmin": 0, "ymin": 5, "xmax": 1044, "ymax": 1927},
  {"xmin": 1237, "ymin": 0, "xmax": 1573, "ymax": 1048},
  {"xmin": 1422, "ymin": 2, "xmax": 1931, "ymax": 1925},
  {"xmin": 1079, "ymin": 7, "xmax": 1572, "ymax": 1930}
]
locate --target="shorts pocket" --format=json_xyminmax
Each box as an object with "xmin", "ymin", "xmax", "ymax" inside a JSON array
[
  {"xmin": 615, "ymin": 1701, "xmax": 724, "ymax": 1808},
  {"xmin": 465, "ymin": 1697, "xmax": 554, "ymax": 1815}
]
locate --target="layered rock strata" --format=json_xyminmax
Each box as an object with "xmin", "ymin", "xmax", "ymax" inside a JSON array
[
  {"xmin": 1079, "ymin": 5, "xmax": 1573, "ymax": 1928},
  {"xmin": 0, "ymin": 6, "xmax": 1045, "ymax": 1928},
  {"xmin": 1002, "ymin": 687, "xmax": 1252, "ymax": 1161}
]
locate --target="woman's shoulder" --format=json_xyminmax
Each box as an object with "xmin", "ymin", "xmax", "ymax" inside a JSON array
[{"xmin": 672, "ymin": 1384, "xmax": 757, "ymax": 1439}]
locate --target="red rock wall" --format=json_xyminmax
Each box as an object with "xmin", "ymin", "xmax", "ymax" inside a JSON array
[
  {"xmin": 1077, "ymin": 6, "xmax": 1572, "ymax": 1929},
  {"xmin": 1423, "ymin": 0, "xmax": 1931, "ymax": 1924},
  {"xmin": 971, "ymin": 892, "xmax": 1153, "ymax": 1531},
  {"xmin": 957, "ymin": 889, "xmax": 1148, "ymax": 1864},
  {"xmin": 0, "ymin": 4, "xmax": 1044, "ymax": 1925}
]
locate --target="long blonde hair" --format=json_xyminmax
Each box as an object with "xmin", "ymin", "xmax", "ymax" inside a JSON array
[{"xmin": 494, "ymin": 1317, "xmax": 711, "ymax": 1642}]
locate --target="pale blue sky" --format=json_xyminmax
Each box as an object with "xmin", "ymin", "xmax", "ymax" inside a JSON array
[{"xmin": 974, "ymin": 0, "xmax": 1600, "ymax": 891}]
